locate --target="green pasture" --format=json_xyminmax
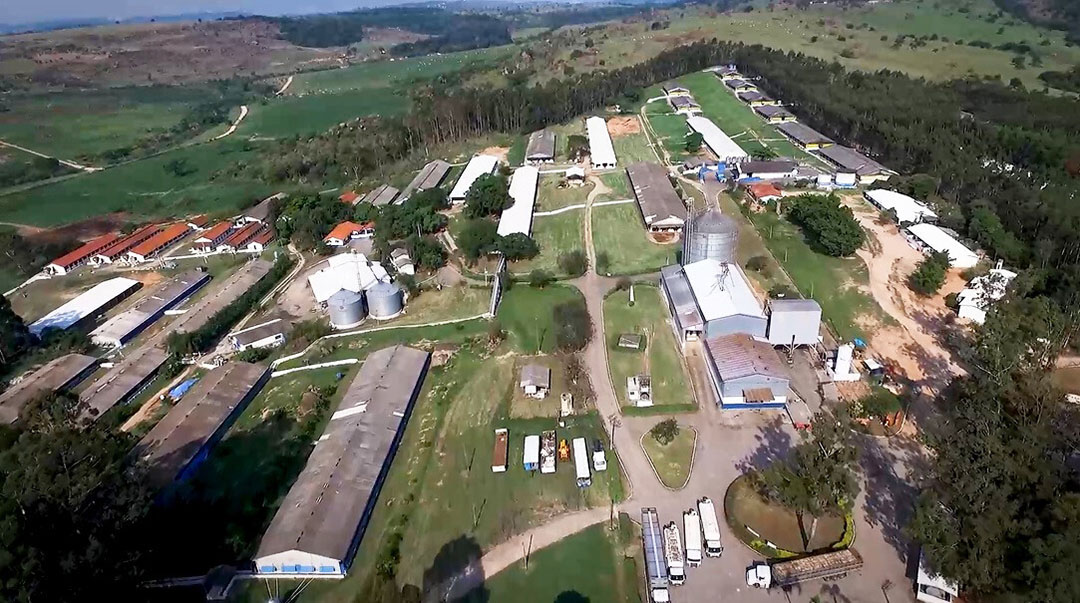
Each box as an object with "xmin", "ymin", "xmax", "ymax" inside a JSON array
[
  {"xmin": 591, "ymin": 203, "xmax": 677, "ymax": 275},
  {"xmin": 497, "ymin": 284, "xmax": 585, "ymax": 354},
  {"xmin": 511, "ymin": 211, "xmax": 585, "ymax": 278}
]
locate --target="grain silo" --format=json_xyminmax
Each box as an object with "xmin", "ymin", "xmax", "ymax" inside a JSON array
[
  {"xmin": 327, "ymin": 290, "xmax": 366, "ymax": 329},
  {"xmin": 682, "ymin": 209, "xmax": 738, "ymax": 265},
  {"xmin": 367, "ymin": 282, "xmax": 404, "ymax": 320}
]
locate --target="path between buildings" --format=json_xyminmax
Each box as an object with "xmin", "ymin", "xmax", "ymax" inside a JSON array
[
  {"xmin": 0, "ymin": 139, "xmax": 99, "ymax": 172},
  {"xmin": 477, "ymin": 507, "xmax": 610, "ymax": 578}
]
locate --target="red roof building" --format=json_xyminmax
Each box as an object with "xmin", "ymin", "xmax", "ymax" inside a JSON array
[
  {"xmin": 191, "ymin": 222, "xmax": 234, "ymax": 252},
  {"xmin": 748, "ymin": 182, "xmax": 783, "ymax": 203},
  {"xmin": 338, "ymin": 191, "xmax": 360, "ymax": 205},
  {"xmin": 245, "ymin": 228, "xmax": 275, "ymax": 252},
  {"xmin": 46, "ymin": 233, "xmax": 122, "ymax": 275},
  {"xmin": 186, "ymin": 215, "xmax": 210, "ymax": 229},
  {"xmin": 323, "ymin": 221, "xmax": 374, "ymax": 246},
  {"xmin": 222, "ymin": 222, "xmax": 270, "ymax": 251},
  {"xmin": 90, "ymin": 224, "xmax": 163, "ymax": 265},
  {"xmin": 126, "ymin": 223, "xmax": 191, "ymax": 263}
]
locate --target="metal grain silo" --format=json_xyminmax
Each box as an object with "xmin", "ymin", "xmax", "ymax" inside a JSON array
[
  {"xmin": 682, "ymin": 210, "xmax": 738, "ymax": 265},
  {"xmin": 327, "ymin": 290, "xmax": 366, "ymax": 329},
  {"xmin": 367, "ymin": 281, "xmax": 404, "ymax": 320}
]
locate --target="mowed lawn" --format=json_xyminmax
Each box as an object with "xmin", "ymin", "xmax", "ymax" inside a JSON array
[
  {"xmin": 611, "ymin": 129, "xmax": 658, "ymax": 164},
  {"xmin": 536, "ymin": 173, "xmax": 592, "ymax": 211},
  {"xmin": 591, "ymin": 203, "xmax": 678, "ymax": 275},
  {"xmin": 511, "ymin": 211, "xmax": 585, "ymax": 278},
  {"xmin": 604, "ymin": 285, "xmax": 692, "ymax": 409},
  {"xmin": 480, "ymin": 519, "xmax": 640, "ymax": 603},
  {"xmin": 498, "ymin": 285, "xmax": 584, "ymax": 354},
  {"xmin": 0, "ymin": 138, "xmax": 270, "ymax": 227},
  {"xmin": 596, "ymin": 171, "xmax": 631, "ymax": 202},
  {"xmin": 641, "ymin": 424, "xmax": 696, "ymax": 489}
]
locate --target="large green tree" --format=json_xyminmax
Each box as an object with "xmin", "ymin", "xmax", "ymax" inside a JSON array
[
  {"xmin": 0, "ymin": 295, "xmax": 33, "ymax": 366},
  {"xmin": 786, "ymin": 194, "xmax": 865, "ymax": 257},
  {"xmin": 908, "ymin": 251, "xmax": 950, "ymax": 296},
  {"xmin": 755, "ymin": 407, "xmax": 860, "ymax": 549},
  {"xmin": 464, "ymin": 173, "xmax": 512, "ymax": 219}
]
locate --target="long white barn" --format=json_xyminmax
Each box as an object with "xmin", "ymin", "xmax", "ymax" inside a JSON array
[
  {"xmin": 449, "ymin": 155, "xmax": 499, "ymax": 203},
  {"xmin": 497, "ymin": 166, "xmax": 540, "ymax": 237},
  {"xmin": 686, "ymin": 116, "xmax": 748, "ymax": 164},
  {"xmin": 586, "ymin": 116, "xmax": 617, "ymax": 169}
]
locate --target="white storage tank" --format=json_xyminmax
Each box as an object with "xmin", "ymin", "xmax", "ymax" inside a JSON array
[
  {"xmin": 327, "ymin": 290, "xmax": 366, "ymax": 329},
  {"xmin": 683, "ymin": 210, "xmax": 738, "ymax": 265},
  {"xmin": 367, "ymin": 281, "xmax": 404, "ymax": 320}
]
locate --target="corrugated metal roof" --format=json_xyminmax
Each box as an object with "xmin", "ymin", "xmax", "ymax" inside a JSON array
[
  {"xmin": 907, "ymin": 223, "xmax": 978, "ymax": 268},
  {"xmin": 864, "ymin": 189, "xmax": 936, "ymax": 223},
  {"xmin": 660, "ymin": 264, "xmax": 704, "ymax": 331},
  {"xmin": 525, "ymin": 130, "xmax": 556, "ymax": 160},
  {"xmin": 362, "ymin": 184, "xmax": 399, "ymax": 207},
  {"xmin": 819, "ymin": 145, "xmax": 893, "ymax": 176},
  {"xmin": 626, "ymin": 162, "xmax": 686, "ymax": 226},
  {"xmin": 769, "ymin": 298, "xmax": 821, "ymax": 313},
  {"xmin": 586, "ymin": 117, "xmax": 617, "ymax": 166},
  {"xmin": 738, "ymin": 90, "xmax": 770, "ymax": 102},
  {"xmin": 401, "ymin": 160, "xmax": 451, "ymax": 200},
  {"xmin": 79, "ymin": 345, "xmax": 170, "ymax": 420},
  {"xmin": 520, "ymin": 363, "xmax": 550, "ymax": 388},
  {"xmin": 705, "ymin": 334, "xmax": 789, "ymax": 381},
  {"xmin": 682, "ymin": 259, "xmax": 764, "ymax": 322},
  {"xmin": 776, "ymin": 122, "xmax": 834, "ymax": 146},
  {"xmin": 754, "ymin": 105, "xmax": 794, "ymax": 119},
  {"xmin": 128, "ymin": 223, "xmax": 189, "ymax": 258},
  {"xmin": 497, "ymin": 166, "xmax": 539, "ymax": 237},
  {"xmin": 740, "ymin": 160, "xmax": 797, "ymax": 174},
  {"xmin": 30, "ymin": 277, "xmax": 141, "ymax": 336},
  {"xmin": 449, "ymin": 155, "xmax": 499, "ymax": 200},
  {"xmin": 48, "ymin": 233, "xmax": 121, "ymax": 269},
  {"xmin": 686, "ymin": 116, "xmax": 748, "ymax": 162},
  {"xmin": 231, "ymin": 319, "xmax": 287, "ymax": 346},
  {"xmin": 90, "ymin": 271, "xmax": 209, "ymax": 345},
  {"xmin": 256, "ymin": 346, "xmax": 430, "ymax": 563},
  {"xmin": 0, "ymin": 354, "xmax": 98, "ymax": 424}
]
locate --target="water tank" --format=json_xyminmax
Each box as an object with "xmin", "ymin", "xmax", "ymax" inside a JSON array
[
  {"xmin": 367, "ymin": 281, "xmax": 404, "ymax": 320},
  {"xmin": 682, "ymin": 210, "xmax": 738, "ymax": 265},
  {"xmin": 327, "ymin": 290, "xmax": 366, "ymax": 329}
]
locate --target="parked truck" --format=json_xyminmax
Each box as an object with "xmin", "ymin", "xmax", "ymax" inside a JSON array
[
  {"xmin": 697, "ymin": 497, "xmax": 724, "ymax": 558},
  {"xmin": 523, "ymin": 434, "xmax": 540, "ymax": 471},
  {"xmin": 641, "ymin": 508, "xmax": 670, "ymax": 603},
  {"xmin": 746, "ymin": 548, "xmax": 864, "ymax": 589},
  {"xmin": 663, "ymin": 522, "xmax": 685, "ymax": 585},
  {"xmin": 540, "ymin": 430, "xmax": 557, "ymax": 474},
  {"xmin": 572, "ymin": 437, "xmax": 591, "ymax": 488},
  {"xmin": 683, "ymin": 509, "xmax": 703, "ymax": 567}
]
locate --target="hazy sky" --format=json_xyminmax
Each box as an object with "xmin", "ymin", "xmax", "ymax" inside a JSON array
[{"xmin": 2, "ymin": 0, "xmax": 386, "ymax": 25}]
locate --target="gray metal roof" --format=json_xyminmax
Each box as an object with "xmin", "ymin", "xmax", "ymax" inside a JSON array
[
  {"xmin": 769, "ymin": 298, "xmax": 822, "ymax": 313},
  {"xmin": 670, "ymin": 96, "xmax": 700, "ymax": 109},
  {"xmin": 525, "ymin": 130, "xmax": 556, "ymax": 160},
  {"xmin": 520, "ymin": 364, "xmax": 551, "ymax": 389},
  {"xmin": 776, "ymin": 122, "xmax": 834, "ymax": 146},
  {"xmin": 0, "ymin": 354, "xmax": 98, "ymax": 424},
  {"xmin": 660, "ymin": 264, "xmax": 704, "ymax": 331},
  {"xmin": 662, "ymin": 81, "xmax": 688, "ymax": 94},
  {"xmin": 135, "ymin": 362, "xmax": 269, "ymax": 488},
  {"xmin": 724, "ymin": 78, "xmax": 754, "ymax": 89},
  {"xmin": 400, "ymin": 160, "xmax": 451, "ymax": 200},
  {"xmin": 754, "ymin": 105, "xmax": 794, "ymax": 119},
  {"xmin": 243, "ymin": 194, "xmax": 282, "ymax": 223},
  {"xmin": 230, "ymin": 319, "xmax": 287, "ymax": 347},
  {"xmin": 362, "ymin": 184, "xmax": 399, "ymax": 207},
  {"xmin": 256, "ymin": 345, "xmax": 430, "ymax": 563},
  {"xmin": 740, "ymin": 160, "xmax": 797, "ymax": 174},
  {"xmin": 689, "ymin": 210, "xmax": 738, "ymax": 235},
  {"xmin": 705, "ymin": 334, "xmax": 789, "ymax": 381},
  {"xmin": 737, "ymin": 90, "xmax": 770, "ymax": 103},
  {"xmin": 91, "ymin": 270, "xmax": 210, "ymax": 345},
  {"xmin": 626, "ymin": 163, "xmax": 687, "ymax": 226},
  {"xmin": 817, "ymin": 145, "xmax": 892, "ymax": 176},
  {"xmin": 168, "ymin": 260, "xmax": 274, "ymax": 335},
  {"xmin": 79, "ymin": 345, "xmax": 170, "ymax": 421}
]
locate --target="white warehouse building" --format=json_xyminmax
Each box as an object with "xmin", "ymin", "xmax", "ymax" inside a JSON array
[
  {"xmin": 864, "ymin": 189, "xmax": 937, "ymax": 225},
  {"xmin": 686, "ymin": 116, "xmax": 748, "ymax": 165},
  {"xmin": 586, "ymin": 116, "xmax": 617, "ymax": 169},
  {"xmin": 497, "ymin": 166, "xmax": 540, "ymax": 237},
  {"xmin": 906, "ymin": 223, "xmax": 979, "ymax": 268},
  {"xmin": 307, "ymin": 253, "xmax": 393, "ymax": 303},
  {"xmin": 449, "ymin": 155, "xmax": 499, "ymax": 203}
]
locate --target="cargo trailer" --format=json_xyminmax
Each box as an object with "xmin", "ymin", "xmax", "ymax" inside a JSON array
[{"xmin": 492, "ymin": 428, "xmax": 508, "ymax": 473}]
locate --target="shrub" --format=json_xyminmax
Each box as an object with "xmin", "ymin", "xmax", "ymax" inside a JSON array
[
  {"xmin": 650, "ymin": 418, "xmax": 679, "ymax": 445},
  {"xmin": 557, "ymin": 249, "xmax": 588, "ymax": 277},
  {"xmin": 498, "ymin": 233, "xmax": 540, "ymax": 261},
  {"xmin": 529, "ymin": 269, "xmax": 554, "ymax": 288},
  {"xmin": 553, "ymin": 299, "xmax": 591, "ymax": 352},
  {"xmin": 860, "ymin": 387, "xmax": 903, "ymax": 418},
  {"xmin": 908, "ymin": 251, "xmax": 950, "ymax": 296},
  {"xmin": 745, "ymin": 256, "xmax": 769, "ymax": 271}
]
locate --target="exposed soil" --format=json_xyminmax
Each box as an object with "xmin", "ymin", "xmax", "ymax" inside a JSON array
[
  {"xmin": 606, "ymin": 115, "xmax": 641, "ymax": 137},
  {"xmin": 24, "ymin": 212, "xmax": 131, "ymax": 245},
  {"xmin": 479, "ymin": 146, "xmax": 510, "ymax": 162},
  {"xmin": 647, "ymin": 231, "xmax": 679, "ymax": 244}
]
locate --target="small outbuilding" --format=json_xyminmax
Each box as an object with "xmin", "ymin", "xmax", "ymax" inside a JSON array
[
  {"xmin": 747, "ymin": 182, "xmax": 782, "ymax": 204},
  {"xmin": 525, "ymin": 130, "xmax": 556, "ymax": 164},
  {"xmin": 520, "ymin": 364, "xmax": 551, "ymax": 399},
  {"xmin": 737, "ymin": 160, "xmax": 798, "ymax": 182},
  {"xmin": 669, "ymin": 95, "xmax": 702, "ymax": 116},
  {"xmin": 753, "ymin": 105, "xmax": 796, "ymax": 124},
  {"xmin": 229, "ymin": 319, "xmax": 288, "ymax": 352}
]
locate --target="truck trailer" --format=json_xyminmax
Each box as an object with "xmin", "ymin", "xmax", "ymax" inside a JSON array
[
  {"xmin": 663, "ymin": 522, "xmax": 685, "ymax": 585},
  {"xmin": 697, "ymin": 497, "xmax": 724, "ymax": 558},
  {"xmin": 747, "ymin": 548, "xmax": 864, "ymax": 589},
  {"xmin": 540, "ymin": 430, "xmax": 557, "ymax": 474},
  {"xmin": 492, "ymin": 428, "xmax": 508, "ymax": 473},
  {"xmin": 523, "ymin": 434, "xmax": 540, "ymax": 471},
  {"xmin": 683, "ymin": 509, "xmax": 703, "ymax": 567},
  {"xmin": 572, "ymin": 437, "xmax": 591, "ymax": 487},
  {"xmin": 641, "ymin": 508, "xmax": 670, "ymax": 603}
]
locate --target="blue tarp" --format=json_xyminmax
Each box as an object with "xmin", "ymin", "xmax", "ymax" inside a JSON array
[{"xmin": 168, "ymin": 378, "xmax": 199, "ymax": 401}]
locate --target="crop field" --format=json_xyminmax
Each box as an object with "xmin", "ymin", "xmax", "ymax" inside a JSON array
[
  {"xmin": 552, "ymin": 0, "xmax": 1080, "ymax": 90},
  {"xmin": 0, "ymin": 138, "xmax": 272, "ymax": 227},
  {"xmin": 604, "ymin": 285, "xmax": 693, "ymax": 410},
  {"xmin": 511, "ymin": 211, "xmax": 585, "ymax": 278},
  {"xmin": 0, "ymin": 87, "xmax": 208, "ymax": 161},
  {"xmin": 286, "ymin": 46, "xmax": 514, "ymax": 96},
  {"xmin": 591, "ymin": 203, "xmax": 678, "ymax": 276}
]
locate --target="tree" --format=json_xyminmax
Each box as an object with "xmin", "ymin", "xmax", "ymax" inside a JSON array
[
  {"xmin": 650, "ymin": 418, "xmax": 679, "ymax": 445},
  {"xmin": 745, "ymin": 255, "xmax": 769, "ymax": 271},
  {"xmin": 497, "ymin": 233, "xmax": 539, "ymax": 261},
  {"xmin": 464, "ymin": 173, "xmax": 512, "ymax": 219},
  {"xmin": 787, "ymin": 194, "xmax": 865, "ymax": 257},
  {"xmin": 857, "ymin": 387, "xmax": 903, "ymax": 418},
  {"xmin": 750, "ymin": 147, "xmax": 779, "ymax": 160},
  {"xmin": 353, "ymin": 201, "xmax": 379, "ymax": 224},
  {"xmin": 596, "ymin": 251, "xmax": 611, "ymax": 274},
  {"xmin": 529, "ymin": 270, "xmax": 554, "ymax": 288},
  {"xmin": 407, "ymin": 235, "xmax": 447, "ymax": 270},
  {"xmin": 684, "ymin": 132, "xmax": 703, "ymax": 153},
  {"xmin": 558, "ymin": 249, "xmax": 588, "ymax": 277},
  {"xmin": 553, "ymin": 299, "xmax": 591, "ymax": 352},
  {"xmin": 458, "ymin": 219, "xmax": 499, "ymax": 261},
  {"xmin": 755, "ymin": 407, "xmax": 859, "ymax": 549},
  {"xmin": 0, "ymin": 294, "xmax": 33, "ymax": 365},
  {"xmin": 908, "ymin": 251, "xmax": 950, "ymax": 296}
]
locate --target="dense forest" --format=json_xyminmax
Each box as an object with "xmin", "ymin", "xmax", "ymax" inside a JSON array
[
  {"xmin": 273, "ymin": 8, "xmax": 512, "ymax": 55},
  {"xmin": 993, "ymin": 0, "xmax": 1080, "ymax": 42}
]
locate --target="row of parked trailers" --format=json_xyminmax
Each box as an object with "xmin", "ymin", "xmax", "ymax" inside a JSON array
[
  {"xmin": 491, "ymin": 429, "xmax": 606, "ymax": 487},
  {"xmin": 640, "ymin": 499, "xmax": 725, "ymax": 602}
]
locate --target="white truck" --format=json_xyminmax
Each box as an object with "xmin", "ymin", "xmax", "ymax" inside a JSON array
[
  {"xmin": 591, "ymin": 438, "xmax": 607, "ymax": 472},
  {"xmin": 572, "ymin": 437, "xmax": 592, "ymax": 488},
  {"xmin": 747, "ymin": 548, "xmax": 863, "ymax": 589},
  {"xmin": 641, "ymin": 508, "xmax": 670, "ymax": 603},
  {"xmin": 662, "ymin": 522, "xmax": 685, "ymax": 585},
  {"xmin": 682, "ymin": 509, "xmax": 703, "ymax": 567},
  {"xmin": 697, "ymin": 497, "xmax": 724, "ymax": 558}
]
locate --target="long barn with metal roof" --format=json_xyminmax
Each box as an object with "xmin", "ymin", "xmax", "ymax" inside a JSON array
[{"xmin": 254, "ymin": 345, "xmax": 431, "ymax": 578}]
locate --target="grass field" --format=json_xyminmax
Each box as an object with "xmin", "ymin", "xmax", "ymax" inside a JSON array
[
  {"xmin": 0, "ymin": 87, "xmax": 209, "ymax": 160},
  {"xmin": 389, "ymin": 284, "xmax": 491, "ymax": 326},
  {"xmin": 642, "ymin": 96, "xmax": 693, "ymax": 164},
  {"xmin": 511, "ymin": 211, "xmax": 585, "ymax": 278},
  {"xmin": 724, "ymin": 474, "xmax": 844, "ymax": 555},
  {"xmin": 641, "ymin": 424, "xmax": 696, "ymax": 489},
  {"xmin": 237, "ymin": 91, "xmax": 405, "ymax": 139},
  {"xmin": 537, "ymin": 173, "xmax": 592, "ymax": 211},
  {"xmin": 603, "ymin": 285, "xmax": 693, "ymax": 409},
  {"xmin": 481, "ymin": 518, "xmax": 640, "ymax": 603},
  {"xmin": 498, "ymin": 285, "xmax": 584, "ymax": 354},
  {"xmin": 596, "ymin": 172, "xmax": 631, "ymax": 201},
  {"xmin": 610, "ymin": 128, "xmax": 658, "ymax": 164},
  {"xmin": 591, "ymin": 203, "xmax": 678, "ymax": 276}
]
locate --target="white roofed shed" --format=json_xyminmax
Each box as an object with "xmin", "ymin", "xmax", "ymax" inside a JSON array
[
  {"xmin": 497, "ymin": 166, "xmax": 539, "ymax": 237},
  {"xmin": 586, "ymin": 117, "xmax": 617, "ymax": 168},
  {"xmin": 685, "ymin": 116, "xmax": 748, "ymax": 164},
  {"xmin": 865, "ymin": 190, "xmax": 937, "ymax": 224},
  {"xmin": 906, "ymin": 223, "xmax": 978, "ymax": 268},
  {"xmin": 449, "ymin": 155, "xmax": 499, "ymax": 203}
]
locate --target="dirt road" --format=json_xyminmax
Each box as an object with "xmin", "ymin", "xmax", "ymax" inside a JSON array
[
  {"xmin": 212, "ymin": 105, "xmax": 249, "ymax": 141},
  {"xmin": 0, "ymin": 139, "xmax": 99, "ymax": 172}
]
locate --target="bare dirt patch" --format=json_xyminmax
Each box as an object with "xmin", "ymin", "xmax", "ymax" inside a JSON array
[
  {"xmin": 480, "ymin": 146, "xmax": 510, "ymax": 162},
  {"xmin": 647, "ymin": 231, "xmax": 680, "ymax": 245},
  {"xmin": 25, "ymin": 212, "xmax": 131, "ymax": 246},
  {"xmin": 606, "ymin": 115, "xmax": 641, "ymax": 137}
]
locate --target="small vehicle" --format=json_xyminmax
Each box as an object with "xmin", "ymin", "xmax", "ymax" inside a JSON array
[
  {"xmin": 558, "ymin": 438, "xmax": 571, "ymax": 462},
  {"xmin": 591, "ymin": 439, "xmax": 608, "ymax": 472}
]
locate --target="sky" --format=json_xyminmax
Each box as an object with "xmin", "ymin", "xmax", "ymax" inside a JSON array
[{"xmin": 1, "ymin": 0, "xmax": 393, "ymax": 25}]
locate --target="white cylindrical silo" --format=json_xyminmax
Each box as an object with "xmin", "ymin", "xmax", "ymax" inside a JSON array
[
  {"xmin": 327, "ymin": 289, "xmax": 366, "ymax": 329},
  {"xmin": 366, "ymin": 282, "xmax": 404, "ymax": 320}
]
